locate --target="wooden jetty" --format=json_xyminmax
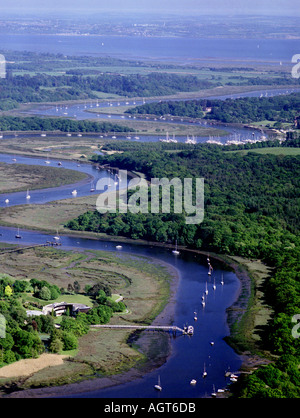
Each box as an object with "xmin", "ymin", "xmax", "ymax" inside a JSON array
[{"xmin": 91, "ymin": 324, "xmax": 191, "ymax": 336}]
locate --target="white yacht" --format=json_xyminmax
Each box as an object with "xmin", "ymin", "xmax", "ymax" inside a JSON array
[
  {"xmin": 221, "ymin": 274, "xmax": 224, "ymax": 285},
  {"xmin": 53, "ymin": 229, "xmax": 60, "ymax": 241},
  {"xmin": 154, "ymin": 375, "xmax": 162, "ymax": 391},
  {"xmin": 172, "ymin": 240, "xmax": 180, "ymax": 255},
  {"xmin": 202, "ymin": 363, "xmax": 207, "ymax": 378},
  {"xmin": 185, "ymin": 135, "xmax": 197, "ymax": 144}
]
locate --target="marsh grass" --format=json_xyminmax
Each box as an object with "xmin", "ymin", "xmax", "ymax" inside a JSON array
[
  {"xmin": 0, "ymin": 163, "xmax": 87, "ymax": 194},
  {"xmin": 0, "ymin": 246, "xmax": 176, "ymax": 389}
]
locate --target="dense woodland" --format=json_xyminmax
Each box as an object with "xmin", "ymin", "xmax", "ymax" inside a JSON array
[
  {"xmin": 0, "ymin": 116, "xmax": 132, "ymax": 133},
  {"xmin": 0, "ymin": 72, "xmax": 216, "ymax": 108},
  {"xmin": 66, "ymin": 142, "xmax": 300, "ymax": 397},
  {"xmin": 0, "ymin": 49, "xmax": 299, "ymax": 111},
  {"xmin": 126, "ymin": 93, "xmax": 300, "ymax": 124}
]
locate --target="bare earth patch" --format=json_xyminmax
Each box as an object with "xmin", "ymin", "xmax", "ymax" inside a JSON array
[{"xmin": 0, "ymin": 354, "xmax": 68, "ymax": 378}]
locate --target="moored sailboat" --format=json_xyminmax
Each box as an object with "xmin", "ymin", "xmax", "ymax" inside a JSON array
[
  {"xmin": 53, "ymin": 229, "xmax": 60, "ymax": 241},
  {"xmin": 172, "ymin": 240, "xmax": 180, "ymax": 255},
  {"xmin": 15, "ymin": 227, "xmax": 22, "ymax": 239},
  {"xmin": 202, "ymin": 363, "xmax": 207, "ymax": 378},
  {"xmin": 221, "ymin": 274, "xmax": 224, "ymax": 285},
  {"xmin": 154, "ymin": 375, "xmax": 162, "ymax": 391},
  {"xmin": 208, "ymin": 264, "xmax": 213, "ymax": 275}
]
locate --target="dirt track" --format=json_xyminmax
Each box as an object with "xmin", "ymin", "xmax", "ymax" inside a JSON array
[{"xmin": 0, "ymin": 354, "xmax": 67, "ymax": 378}]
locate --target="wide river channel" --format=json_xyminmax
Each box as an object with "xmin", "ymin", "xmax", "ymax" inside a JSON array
[
  {"xmin": 0, "ymin": 152, "xmax": 242, "ymax": 398},
  {"xmin": 25, "ymin": 86, "xmax": 300, "ymax": 145}
]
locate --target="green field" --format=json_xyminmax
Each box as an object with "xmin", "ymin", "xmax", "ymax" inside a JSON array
[{"xmin": 227, "ymin": 147, "xmax": 300, "ymax": 156}]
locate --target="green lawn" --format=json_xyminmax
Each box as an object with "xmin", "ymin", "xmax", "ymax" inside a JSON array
[{"xmin": 227, "ymin": 147, "xmax": 300, "ymax": 156}]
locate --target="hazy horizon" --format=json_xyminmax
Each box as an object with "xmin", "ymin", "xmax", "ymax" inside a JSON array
[{"xmin": 1, "ymin": 0, "xmax": 299, "ymax": 17}]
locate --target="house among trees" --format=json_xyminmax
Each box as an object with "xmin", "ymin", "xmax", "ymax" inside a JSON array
[{"xmin": 27, "ymin": 302, "xmax": 91, "ymax": 318}]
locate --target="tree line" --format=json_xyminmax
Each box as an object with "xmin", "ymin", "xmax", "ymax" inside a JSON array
[
  {"xmin": 0, "ymin": 72, "xmax": 216, "ymax": 105},
  {"xmin": 0, "ymin": 116, "xmax": 132, "ymax": 133},
  {"xmin": 126, "ymin": 93, "xmax": 300, "ymax": 124}
]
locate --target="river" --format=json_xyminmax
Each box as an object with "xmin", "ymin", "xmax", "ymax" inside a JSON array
[
  {"xmin": 24, "ymin": 86, "xmax": 300, "ymax": 145},
  {"xmin": 0, "ymin": 153, "xmax": 242, "ymax": 398}
]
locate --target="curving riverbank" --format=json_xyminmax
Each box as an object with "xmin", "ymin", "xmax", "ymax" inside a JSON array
[
  {"xmin": 0, "ymin": 231, "xmax": 263, "ymax": 399},
  {"xmin": 0, "ymin": 154, "xmax": 268, "ymax": 398},
  {"xmin": 0, "ymin": 248, "xmax": 181, "ymax": 398}
]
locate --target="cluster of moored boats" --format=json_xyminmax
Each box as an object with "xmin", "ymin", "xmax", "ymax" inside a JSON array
[
  {"xmin": 159, "ymin": 133, "xmax": 197, "ymax": 144},
  {"xmin": 154, "ymin": 364, "xmax": 239, "ymax": 396},
  {"xmin": 206, "ymin": 133, "xmax": 267, "ymax": 146},
  {"xmin": 179, "ymin": 254, "xmax": 236, "ymax": 397}
]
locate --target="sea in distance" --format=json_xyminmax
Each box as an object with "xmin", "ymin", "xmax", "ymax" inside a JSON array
[{"xmin": 0, "ymin": 33, "xmax": 299, "ymax": 64}]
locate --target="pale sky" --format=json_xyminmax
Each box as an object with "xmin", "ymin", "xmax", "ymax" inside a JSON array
[{"xmin": 1, "ymin": 0, "xmax": 300, "ymax": 16}]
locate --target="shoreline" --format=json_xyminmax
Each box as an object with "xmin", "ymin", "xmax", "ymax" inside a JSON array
[
  {"xmin": 1, "ymin": 235, "xmax": 257, "ymax": 399},
  {"xmin": 0, "ymin": 158, "xmax": 264, "ymax": 398},
  {"xmin": 2, "ymin": 253, "xmax": 181, "ymax": 399}
]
